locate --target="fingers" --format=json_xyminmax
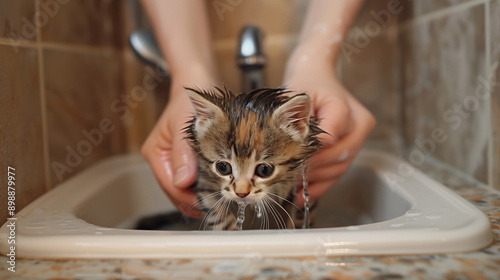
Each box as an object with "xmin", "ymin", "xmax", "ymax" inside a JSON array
[
  {"xmin": 171, "ymin": 128, "xmax": 198, "ymax": 188},
  {"xmin": 141, "ymin": 98, "xmax": 202, "ymax": 217},
  {"xmin": 315, "ymin": 96, "xmax": 353, "ymax": 146},
  {"xmin": 302, "ymin": 100, "xmax": 376, "ymax": 204},
  {"xmin": 307, "ymin": 159, "xmax": 352, "ymax": 182},
  {"xmin": 171, "ymin": 188, "xmax": 204, "ymax": 219},
  {"xmin": 142, "ymin": 136, "xmax": 203, "ymax": 218},
  {"xmin": 141, "ymin": 133, "xmax": 174, "ymax": 194},
  {"xmin": 310, "ymin": 101, "xmax": 375, "ymax": 168}
]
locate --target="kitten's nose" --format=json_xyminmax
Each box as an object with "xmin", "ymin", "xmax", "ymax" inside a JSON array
[
  {"xmin": 236, "ymin": 191, "xmax": 250, "ymax": 198},
  {"xmin": 234, "ymin": 179, "xmax": 251, "ymax": 198}
]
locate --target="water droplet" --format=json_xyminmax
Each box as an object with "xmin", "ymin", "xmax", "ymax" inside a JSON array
[
  {"xmin": 347, "ymin": 226, "xmax": 359, "ymax": 230},
  {"xmin": 426, "ymin": 211, "xmax": 443, "ymax": 219},
  {"xmin": 255, "ymin": 204, "xmax": 262, "ymax": 218},
  {"xmin": 390, "ymin": 223, "xmax": 405, "ymax": 228},
  {"xmin": 235, "ymin": 200, "xmax": 248, "ymax": 231},
  {"xmin": 302, "ymin": 163, "xmax": 310, "ymax": 229},
  {"xmin": 405, "ymin": 209, "xmax": 421, "ymax": 217}
]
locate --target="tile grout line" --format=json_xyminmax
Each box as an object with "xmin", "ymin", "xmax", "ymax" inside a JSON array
[
  {"xmin": 40, "ymin": 42, "xmax": 117, "ymax": 55},
  {"xmin": 0, "ymin": 39, "xmax": 117, "ymax": 55},
  {"xmin": 400, "ymin": 0, "xmax": 489, "ymax": 29},
  {"xmin": 485, "ymin": 1, "xmax": 494, "ymax": 189},
  {"xmin": 0, "ymin": 39, "xmax": 38, "ymax": 47},
  {"xmin": 35, "ymin": 0, "xmax": 52, "ymax": 191}
]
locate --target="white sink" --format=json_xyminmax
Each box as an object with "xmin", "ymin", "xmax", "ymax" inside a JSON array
[{"xmin": 0, "ymin": 150, "xmax": 492, "ymax": 259}]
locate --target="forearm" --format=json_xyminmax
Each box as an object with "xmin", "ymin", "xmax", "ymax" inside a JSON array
[
  {"xmin": 286, "ymin": 0, "xmax": 364, "ymax": 76},
  {"xmin": 141, "ymin": 0, "xmax": 218, "ymax": 83}
]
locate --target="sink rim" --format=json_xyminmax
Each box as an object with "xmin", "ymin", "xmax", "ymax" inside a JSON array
[{"xmin": 0, "ymin": 150, "xmax": 493, "ymax": 259}]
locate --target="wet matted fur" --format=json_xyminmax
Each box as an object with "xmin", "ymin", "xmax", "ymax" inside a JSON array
[{"xmin": 184, "ymin": 87, "xmax": 324, "ymax": 230}]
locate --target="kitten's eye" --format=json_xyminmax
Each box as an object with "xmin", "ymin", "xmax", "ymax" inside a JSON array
[
  {"xmin": 255, "ymin": 164, "xmax": 274, "ymax": 178},
  {"xmin": 216, "ymin": 161, "xmax": 232, "ymax": 176}
]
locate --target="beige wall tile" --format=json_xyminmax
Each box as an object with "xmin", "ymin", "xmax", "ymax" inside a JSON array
[
  {"xmin": 122, "ymin": 49, "xmax": 170, "ymax": 152},
  {"xmin": 208, "ymin": 0, "xmax": 307, "ymax": 41},
  {"xmin": 0, "ymin": 45, "xmax": 45, "ymax": 224},
  {"xmin": 214, "ymin": 34, "xmax": 296, "ymax": 93},
  {"xmin": 208, "ymin": 0, "xmax": 307, "ymax": 92},
  {"xmin": 39, "ymin": 0, "xmax": 124, "ymax": 48},
  {"xmin": 340, "ymin": 0, "xmax": 402, "ymax": 145},
  {"xmin": 0, "ymin": 0, "xmax": 37, "ymax": 41},
  {"xmin": 413, "ymin": 0, "xmax": 477, "ymax": 15},
  {"xmin": 400, "ymin": 4, "xmax": 488, "ymax": 183},
  {"xmin": 490, "ymin": 0, "xmax": 500, "ymax": 190},
  {"xmin": 44, "ymin": 48, "xmax": 126, "ymax": 185},
  {"xmin": 212, "ymin": 0, "xmax": 402, "ymax": 146}
]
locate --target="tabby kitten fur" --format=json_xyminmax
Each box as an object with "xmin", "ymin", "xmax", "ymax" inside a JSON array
[{"xmin": 184, "ymin": 87, "xmax": 323, "ymax": 230}]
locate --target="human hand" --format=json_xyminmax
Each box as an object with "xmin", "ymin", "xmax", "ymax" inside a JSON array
[
  {"xmin": 141, "ymin": 74, "xmax": 215, "ymax": 218},
  {"xmin": 284, "ymin": 53, "xmax": 376, "ymax": 205}
]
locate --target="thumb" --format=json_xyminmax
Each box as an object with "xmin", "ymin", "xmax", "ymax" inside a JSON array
[{"xmin": 171, "ymin": 128, "xmax": 198, "ymax": 189}]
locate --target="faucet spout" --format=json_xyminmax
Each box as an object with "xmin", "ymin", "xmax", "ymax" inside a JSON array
[{"xmin": 237, "ymin": 26, "xmax": 267, "ymax": 92}]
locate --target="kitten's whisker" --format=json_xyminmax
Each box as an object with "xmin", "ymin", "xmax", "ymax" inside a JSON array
[
  {"xmin": 266, "ymin": 192, "xmax": 304, "ymax": 214},
  {"xmin": 200, "ymin": 196, "xmax": 225, "ymax": 231},
  {"xmin": 220, "ymin": 199, "xmax": 232, "ymax": 231},
  {"xmin": 186, "ymin": 191, "xmax": 222, "ymax": 211},
  {"xmin": 257, "ymin": 199, "xmax": 266, "ymax": 230},
  {"xmin": 267, "ymin": 198, "xmax": 288, "ymax": 230},
  {"xmin": 248, "ymin": 202, "xmax": 260, "ymax": 229},
  {"xmin": 200, "ymin": 202, "xmax": 219, "ymax": 231},
  {"xmin": 260, "ymin": 200, "xmax": 270, "ymax": 230},
  {"xmin": 211, "ymin": 200, "xmax": 223, "ymax": 231},
  {"xmin": 184, "ymin": 191, "xmax": 222, "ymax": 221},
  {"xmin": 262, "ymin": 200, "xmax": 270, "ymax": 230},
  {"xmin": 223, "ymin": 200, "xmax": 232, "ymax": 230},
  {"xmin": 261, "ymin": 198, "xmax": 274, "ymax": 230},
  {"xmin": 257, "ymin": 199, "xmax": 264, "ymax": 230},
  {"xmin": 211, "ymin": 197, "xmax": 228, "ymax": 231},
  {"xmin": 266, "ymin": 195, "xmax": 296, "ymax": 230},
  {"xmin": 263, "ymin": 197, "xmax": 286, "ymax": 230},
  {"xmin": 264, "ymin": 196, "xmax": 289, "ymax": 230},
  {"xmin": 216, "ymin": 198, "xmax": 230, "ymax": 231}
]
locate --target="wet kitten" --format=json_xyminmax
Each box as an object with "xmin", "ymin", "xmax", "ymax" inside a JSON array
[{"xmin": 184, "ymin": 87, "xmax": 323, "ymax": 230}]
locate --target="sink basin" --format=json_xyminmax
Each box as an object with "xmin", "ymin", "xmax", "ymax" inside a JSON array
[{"xmin": 0, "ymin": 150, "xmax": 492, "ymax": 259}]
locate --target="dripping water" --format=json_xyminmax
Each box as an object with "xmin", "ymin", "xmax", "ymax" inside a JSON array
[
  {"xmin": 302, "ymin": 162, "xmax": 310, "ymax": 229},
  {"xmin": 235, "ymin": 200, "xmax": 248, "ymax": 230},
  {"xmin": 233, "ymin": 163, "xmax": 310, "ymax": 231},
  {"xmin": 255, "ymin": 204, "xmax": 262, "ymax": 218}
]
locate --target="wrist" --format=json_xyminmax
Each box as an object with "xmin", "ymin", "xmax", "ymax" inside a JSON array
[
  {"xmin": 284, "ymin": 41, "xmax": 339, "ymax": 83},
  {"xmin": 169, "ymin": 63, "xmax": 219, "ymax": 96}
]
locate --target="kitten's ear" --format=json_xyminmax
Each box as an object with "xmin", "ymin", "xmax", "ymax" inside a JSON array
[
  {"xmin": 185, "ymin": 88, "xmax": 223, "ymax": 137},
  {"xmin": 272, "ymin": 94, "xmax": 311, "ymax": 141}
]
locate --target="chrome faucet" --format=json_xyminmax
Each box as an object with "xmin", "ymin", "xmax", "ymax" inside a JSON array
[
  {"xmin": 130, "ymin": 25, "xmax": 268, "ymax": 91},
  {"xmin": 129, "ymin": 29, "xmax": 169, "ymax": 79},
  {"xmin": 237, "ymin": 26, "xmax": 267, "ymax": 92}
]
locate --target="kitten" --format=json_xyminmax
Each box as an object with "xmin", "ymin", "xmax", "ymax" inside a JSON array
[{"xmin": 184, "ymin": 87, "xmax": 323, "ymax": 230}]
